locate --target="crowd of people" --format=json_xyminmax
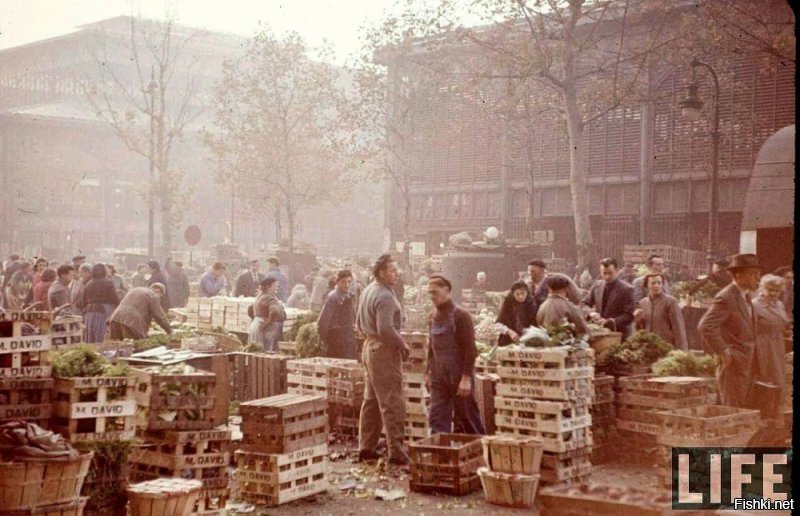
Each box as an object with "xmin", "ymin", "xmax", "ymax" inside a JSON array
[{"xmin": 0, "ymin": 248, "xmax": 793, "ymax": 465}]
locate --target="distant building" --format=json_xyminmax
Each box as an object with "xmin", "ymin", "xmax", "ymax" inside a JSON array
[
  {"xmin": 0, "ymin": 16, "xmax": 383, "ymax": 261},
  {"xmin": 380, "ymin": 8, "xmax": 795, "ymax": 261}
]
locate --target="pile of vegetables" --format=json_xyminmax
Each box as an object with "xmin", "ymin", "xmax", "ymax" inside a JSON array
[
  {"xmin": 605, "ymin": 331, "xmax": 674, "ymax": 370},
  {"xmin": 285, "ymin": 312, "xmax": 319, "ymax": 342},
  {"xmin": 144, "ymin": 363, "xmax": 208, "ymax": 422},
  {"xmin": 295, "ymin": 322, "xmax": 324, "ymax": 358},
  {"xmin": 52, "ymin": 345, "xmax": 130, "ymax": 378},
  {"xmin": 474, "ymin": 309, "xmax": 500, "ymax": 342},
  {"xmin": 652, "ymin": 350, "xmax": 716, "ymax": 377},
  {"xmin": 518, "ymin": 319, "xmax": 589, "ymax": 349}
]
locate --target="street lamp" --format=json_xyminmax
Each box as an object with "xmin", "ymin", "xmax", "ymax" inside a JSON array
[
  {"xmin": 680, "ymin": 58, "xmax": 720, "ymax": 273},
  {"xmin": 146, "ymin": 66, "xmax": 159, "ymax": 257}
]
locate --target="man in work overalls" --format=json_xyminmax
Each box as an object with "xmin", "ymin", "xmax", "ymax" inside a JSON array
[
  {"xmin": 357, "ymin": 254, "xmax": 411, "ymax": 465},
  {"xmin": 425, "ymin": 275, "xmax": 486, "ymax": 435}
]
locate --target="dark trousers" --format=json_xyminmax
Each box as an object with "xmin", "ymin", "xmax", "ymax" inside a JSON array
[
  {"xmin": 428, "ymin": 375, "xmax": 486, "ymax": 435},
  {"xmin": 107, "ymin": 321, "xmax": 145, "ymax": 341}
]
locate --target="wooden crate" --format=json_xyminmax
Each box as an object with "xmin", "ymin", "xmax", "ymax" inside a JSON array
[
  {"xmin": 494, "ymin": 397, "xmax": 591, "ymax": 434},
  {"xmin": 656, "ymin": 405, "xmax": 762, "ymax": 447},
  {"xmin": 234, "ymin": 444, "xmax": 328, "ymax": 507},
  {"xmin": 404, "ymin": 412, "xmax": 431, "ymax": 443},
  {"xmin": 401, "ymin": 331, "xmax": 428, "ymax": 374},
  {"xmin": 326, "ymin": 363, "xmax": 365, "ymax": 407},
  {"xmin": 481, "ymin": 435, "xmax": 543, "ymax": 475},
  {"xmin": 49, "ymin": 317, "xmax": 83, "ymax": 347},
  {"xmin": 131, "ymin": 368, "xmax": 217, "ymax": 431},
  {"xmin": 495, "ymin": 347, "xmax": 594, "ymax": 401},
  {"xmin": 0, "ymin": 377, "xmax": 52, "ymax": 424},
  {"xmin": 129, "ymin": 429, "xmax": 231, "ymax": 491},
  {"xmin": 495, "ymin": 425, "xmax": 592, "ymax": 454},
  {"xmin": 329, "ymin": 403, "xmax": 360, "ymax": 435},
  {"xmin": 593, "ymin": 374, "xmax": 615, "ymax": 405},
  {"xmin": 403, "ymin": 375, "xmax": 429, "ymax": 418},
  {"xmin": 277, "ymin": 341, "xmax": 297, "ymax": 357},
  {"xmin": 540, "ymin": 449, "xmax": 593, "ymax": 485},
  {"xmin": 538, "ymin": 483, "xmax": 674, "ymax": 515},
  {"xmin": 0, "ymin": 335, "xmax": 52, "ymax": 378},
  {"xmin": 52, "ymin": 376, "xmax": 136, "ymax": 443},
  {"xmin": 477, "ymin": 468, "xmax": 539, "ymax": 508},
  {"xmin": 286, "ymin": 357, "xmax": 355, "ymax": 399},
  {"xmin": 403, "ymin": 308, "xmax": 430, "ymax": 330},
  {"xmin": 239, "ymin": 394, "xmax": 327, "ymax": 454},
  {"xmin": 227, "ymin": 352, "xmax": 289, "ymax": 402},
  {"xmin": 126, "ymin": 478, "xmax": 203, "ymax": 516},
  {"xmin": 408, "ymin": 433, "xmax": 484, "ymax": 496},
  {"xmin": 474, "ymin": 373, "xmax": 499, "ymax": 435},
  {"xmin": 474, "ymin": 356, "xmax": 498, "ymax": 375}
]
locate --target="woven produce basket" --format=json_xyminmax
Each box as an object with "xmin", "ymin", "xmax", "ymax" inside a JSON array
[
  {"xmin": 5, "ymin": 496, "xmax": 89, "ymax": 516},
  {"xmin": 477, "ymin": 467, "xmax": 540, "ymax": 508},
  {"xmin": 0, "ymin": 451, "xmax": 93, "ymax": 511},
  {"xmin": 481, "ymin": 435, "xmax": 543, "ymax": 475},
  {"xmin": 127, "ymin": 478, "xmax": 202, "ymax": 516}
]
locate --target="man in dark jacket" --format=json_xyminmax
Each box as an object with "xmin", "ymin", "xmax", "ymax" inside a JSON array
[
  {"xmin": 108, "ymin": 284, "xmax": 173, "ymax": 340},
  {"xmin": 234, "ymin": 259, "xmax": 264, "ymax": 298},
  {"xmin": 582, "ymin": 257, "xmax": 636, "ymax": 339},
  {"xmin": 147, "ymin": 260, "xmax": 170, "ymax": 310},
  {"xmin": 318, "ymin": 270, "xmax": 357, "ymax": 359},
  {"xmin": 425, "ymin": 274, "xmax": 485, "ymax": 435},
  {"xmin": 166, "ymin": 259, "xmax": 190, "ymax": 308},
  {"xmin": 48, "ymin": 265, "xmax": 75, "ymax": 315},
  {"xmin": 265, "ymin": 257, "xmax": 289, "ymax": 302}
]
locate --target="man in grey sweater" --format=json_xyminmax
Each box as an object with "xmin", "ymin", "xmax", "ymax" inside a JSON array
[{"xmin": 357, "ymin": 254, "xmax": 411, "ymax": 465}]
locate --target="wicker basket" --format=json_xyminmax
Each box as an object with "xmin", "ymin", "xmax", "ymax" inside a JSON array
[
  {"xmin": 477, "ymin": 467, "xmax": 540, "ymax": 508},
  {"xmin": 481, "ymin": 435, "xmax": 543, "ymax": 475},
  {"xmin": 589, "ymin": 331, "xmax": 622, "ymax": 361},
  {"xmin": 127, "ymin": 478, "xmax": 202, "ymax": 516},
  {"xmin": 0, "ymin": 452, "xmax": 93, "ymax": 511},
  {"xmin": 5, "ymin": 496, "xmax": 89, "ymax": 516}
]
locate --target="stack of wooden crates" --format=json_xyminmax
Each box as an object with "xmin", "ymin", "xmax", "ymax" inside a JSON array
[
  {"xmin": 401, "ymin": 331, "xmax": 431, "ymax": 443},
  {"xmin": 234, "ymin": 394, "xmax": 329, "ymax": 507},
  {"xmin": 589, "ymin": 374, "xmax": 615, "ymax": 463},
  {"xmin": 128, "ymin": 367, "xmax": 229, "ymax": 514},
  {"xmin": 478, "ymin": 435, "xmax": 544, "ymax": 508},
  {"xmin": 493, "ymin": 346, "xmax": 594, "ymax": 485},
  {"xmin": 614, "ymin": 375, "xmax": 717, "ymax": 459},
  {"xmin": 0, "ymin": 311, "xmax": 53, "ymax": 428}
]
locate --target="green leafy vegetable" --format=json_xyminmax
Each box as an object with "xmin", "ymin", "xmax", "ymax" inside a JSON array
[
  {"xmin": 652, "ymin": 350, "xmax": 716, "ymax": 377},
  {"xmin": 606, "ymin": 331, "xmax": 674, "ymax": 369},
  {"xmin": 296, "ymin": 322, "xmax": 324, "ymax": 358}
]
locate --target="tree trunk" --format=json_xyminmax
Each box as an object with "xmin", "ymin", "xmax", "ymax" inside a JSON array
[
  {"xmin": 286, "ymin": 204, "xmax": 296, "ymax": 254},
  {"xmin": 526, "ymin": 159, "xmax": 535, "ymax": 240},
  {"xmin": 564, "ymin": 89, "xmax": 594, "ymax": 271},
  {"xmin": 402, "ymin": 190, "xmax": 411, "ymax": 266},
  {"xmin": 274, "ymin": 206, "xmax": 282, "ymax": 243}
]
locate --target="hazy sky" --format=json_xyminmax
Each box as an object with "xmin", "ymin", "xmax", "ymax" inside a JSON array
[{"xmin": 0, "ymin": 0, "xmax": 398, "ymax": 63}]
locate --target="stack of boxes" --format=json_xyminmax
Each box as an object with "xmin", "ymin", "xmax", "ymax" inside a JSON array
[
  {"xmin": 0, "ymin": 312, "xmax": 53, "ymax": 428},
  {"xmin": 327, "ymin": 362, "xmax": 365, "ymax": 436},
  {"xmin": 589, "ymin": 374, "xmax": 615, "ymax": 463},
  {"xmin": 128, "ymin": 367, "xmax": 228, "ymax": 514},
  {"xmin": 493, "ymin": 346, "xmax": 594, "ymax": 485},
  {"xmin": 234, "ymin": 394, "xmax": 328, "ymax": 507},
  {"xmin": 401, "ymin": 331, "xmax": 431, "ymax": 443}
]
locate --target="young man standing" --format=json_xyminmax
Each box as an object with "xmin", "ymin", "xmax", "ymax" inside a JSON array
[
  {"xmin": 425, "ymin": 274, "xmax": 485, "ymax": 435},
  {"xmin": 318, "ymin": 270, "xmax": 357, "ymax": 360},
  {"xmin": 583, "ymin": 258, "xmax": 636, "ymax": 339}
]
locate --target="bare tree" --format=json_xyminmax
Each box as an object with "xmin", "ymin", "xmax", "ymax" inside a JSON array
[
  {"xmin": 206, "ymin": 28, "xmax": 352, "ymax": 253},
  {"xmin": 85, "ymin": 15, "xmax": 204, "ymax": 253}
]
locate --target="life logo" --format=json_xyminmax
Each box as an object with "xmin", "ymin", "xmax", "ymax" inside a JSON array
[{"xmin": 670, "ymin": 447, "xmax": 793, "ymax": 510}]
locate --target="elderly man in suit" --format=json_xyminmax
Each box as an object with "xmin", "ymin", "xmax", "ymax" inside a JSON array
[
  {"xmin": 582, "ymin": 257, "xmax": 636, "ymax": 339},
  {"xmin": 234, "ymin": 259, "xmax": 264, "ymax": 298},
  {"xmin": 698, "ymin": 254, "xmax": 762, "ymax": 408}
]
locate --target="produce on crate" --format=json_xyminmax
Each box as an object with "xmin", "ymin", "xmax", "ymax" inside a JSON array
[
  {"xmin": 295, "ymin": 322, "xmax": 323, "ymax": 358},
  {"xmin": 51, "ymin": 345, "xmax": 130, "ymax": 378},
  {"xmin": 651, "ymin": 350, "xmax": 715, "ymax": 377},
  {"xmin": 605, "ymin": 331, "xmax": 673, "ymax": 369}
]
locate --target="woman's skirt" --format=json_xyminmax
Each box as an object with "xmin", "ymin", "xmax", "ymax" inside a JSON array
[
  {"xmin": 248, "ymin": 317, "xmax": 284, "ymax": 352},
  {"xmin": 84, "ymin": 304, "xmax": 114, "ymax": 343}
]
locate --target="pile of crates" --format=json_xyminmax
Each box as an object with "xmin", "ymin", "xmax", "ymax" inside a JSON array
[
  {"xmin": 234, "ymin": 394, "xmax": 328, "ymax": 507},
  {"xmin": 401, "ymin": 331, "xmax": 431, "ymax": 443},
  {"xmin": 494, "ymin": 346, "xmax": 594, "ymax": 485}
]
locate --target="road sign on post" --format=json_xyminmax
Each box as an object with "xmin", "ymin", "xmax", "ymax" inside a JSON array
[{"xmin": 184, "ymin": 225, "xmax": 201, "ymax": 268}]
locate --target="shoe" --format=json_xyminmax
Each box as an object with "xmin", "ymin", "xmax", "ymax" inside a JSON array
[
  {"xmin": 388, "ymin": 453, "xmax": 410, "ymax": 466},
  {"xmin": 358, "ymin": 449, "xmax": 383, "ymax": 462}
]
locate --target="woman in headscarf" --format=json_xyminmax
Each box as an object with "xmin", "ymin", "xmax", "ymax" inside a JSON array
[
  {"xmin": 633, "ymin": 273, "xmax": 688, "ymax": 350},
  {"xmin": 248, "ymin": 277, "xmax": 287, "ymax": 352},
  {"xmin": 83, "ymin": 263, "xmax": 120, "ymax": 343},
  {"xmin": 751, "ymin": 274, "xmax": 791, "ymax": 419},
  {"xmin": 495, "ymin": 281, "xmax": 538, "ymax": 345}
]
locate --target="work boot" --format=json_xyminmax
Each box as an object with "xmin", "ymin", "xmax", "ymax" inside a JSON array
[{"xmin": 358, "ymin": 449, "xmax": 383, "ymax": 462}]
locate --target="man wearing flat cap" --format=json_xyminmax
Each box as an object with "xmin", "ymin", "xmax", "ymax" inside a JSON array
[{"xmin": 698, "ymin": 253, "xmax": 762, "ymax": 408}]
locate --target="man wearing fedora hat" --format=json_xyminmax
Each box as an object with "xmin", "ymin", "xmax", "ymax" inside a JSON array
[{"xmin": 698, "ymin": 253, "xmax": 763, "ymax": 408}]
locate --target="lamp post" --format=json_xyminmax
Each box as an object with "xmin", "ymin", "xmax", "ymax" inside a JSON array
[
  {"xmin": 680, "ymin": 58, "xmax": 720, "ymax": 273},
  {"xmin": 146, "ymin": 66, "xmax": 159, "ymax": 257}
]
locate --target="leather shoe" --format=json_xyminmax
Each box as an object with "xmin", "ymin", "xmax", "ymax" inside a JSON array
[{"xmin": 358, "ymin": 449, "xmax": 383, "ymax": 462}]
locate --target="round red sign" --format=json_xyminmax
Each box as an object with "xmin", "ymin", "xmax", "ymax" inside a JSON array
[{"xmin": 184, "ymin": 225, "xmax": 202, "ymax": 246}]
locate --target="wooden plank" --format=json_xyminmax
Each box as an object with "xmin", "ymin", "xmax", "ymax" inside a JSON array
[{"xmin": 497, "ymin": 366, "xmax": 594, "ymax": 381}]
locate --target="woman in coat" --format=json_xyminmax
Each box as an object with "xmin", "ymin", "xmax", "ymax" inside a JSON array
[
  {"xmin": 633, "ymin": 273, "xmax": 688, "ymax": 350},
  {"xmin": 248, "ymin": 277, "xmax": 287, "ymax": 352},
  {"xmin": 83, "ymin": 263, "xmax": 120, "ymax": 343},
  {"xmin": 752, "ymin": 274, "xmax": 791, "ymax": 418},
  {"xmin": 32, "ymin": 268, "xmax": 56, "ymax": 311},
  {"xmin": 495, "ymin": 281, "xmax": 538, "ymax": 345}
]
